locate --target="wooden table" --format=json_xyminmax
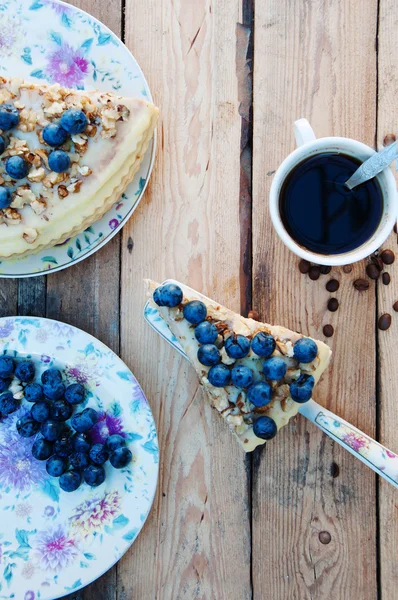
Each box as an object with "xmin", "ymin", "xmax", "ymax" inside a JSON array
[{"xmin": 6, "ymin": 0, "xmax": 396, "ymax": 598}]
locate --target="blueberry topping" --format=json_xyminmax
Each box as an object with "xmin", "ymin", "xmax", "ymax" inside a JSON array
[
  {"xmin": 5, "ymin": 155, "xmax": 29, "ymax": 179},
  {"xmin": 70, "ymin": 451, "xmax": 90, "ymax": 470},
  {"xmin": 40, "ymin": 419, "xmax": 63, "ymax": 441},
  {"xmin": 195, "ymin": 321, "xmax": 218, "ymax": 344},
  {"xmin": 89, "ymin": 443, "xmax": 109, "ymax": 465},
  {"xmin": 253, "ymin": 416, "xmax": 278, "ymax": 440},
  {"xmin": 109, "ymin": 447, "xmax": 132, "ymax": 469},
  {"xmin": 105, "ymin": 434, "xmax": 126, "ymax": 452},
  {"xmin": 231, "ymin": 365, "xmax": 253, "ymax": 388},
  {"xmin": 24, "ymin": 382, "xmax": 43, "ymax": 403},
  {"xmin": 225, "ymin": 335, "xmax": 250, "ymax": 359},
  {"xmin": 60, "ymin": 109, "xmax": 88, "ymax": 134},
  {"xmin": 207, "ymin": 364, "xmax": 231, "ymax": 387},
  {"xmin": 49, "ymin": 399, "xmax": 72, "ymax": 421},
  {"xmin": 0, "ymin": 104, "xmax": 20, "ymax": 130},
  {"xmin": 247, "ymin": 381, "xmax": 272, "ymax": 407},
  {"xmin": 42, "ymin": 122, "xmax": 68, "ymax": 146},
  {"xmin": 293, "ymin": 338, "xmax": 318, "ymax": 363},
  {"xmin": 65, "ymin": 383, "xmax": 85, "ymax": 405},
  {"xmin": 0, "ymin": 187, "xmax": 12, "ymax": 209},
  {"xmin": 289, "ymin": 374, "xmax": 315, "ymax": 403},
  {"xmin": 17, "ymin": 415, "xmax": 40, "ymax": 437},
  {"xmin": 43, "ymin": 381, "xmax": 65, "ymax": 401},
  {"xmin": 71, "ymin": 407, "xmax": 98, "ymax": 433},
  {"xmin": 31, "ymin": 437, "xmax": 53, "ymax": 460},
  {"xmin": 31, "ymin": 401, "xmax": 50, "ymax": 423},
  {"xmin": 262, "ymin": 356, "xmax": 287, "ymax": 381},
  {"xmin": 72, "ymin": 432, "xmax": 91, "ymax": 453},
  {"xmin": 0, "ymin": 135, "xmax": 6, "ymax": 154},
  {"xmin": 0, "ymin": 391, "xmax": 19, "ymax": 415},
  {"xmin": 197, "ymin": 344, "xmax": 221, "ymax": 367},
  {"xmin": 183, "ymin": 300, "xmax": 207, "ymax": 325},
  {"xmin": 15, "ymin": 360, "xmax": 35, "ymax": 382},
  {"xmin": 46, "ymin": 455, "xmax": 68, "ymax": 477},
  {"xmin": 48, "ymin": 150, "xmax": 71, "ymax": 173},
  {"xmin": 41, "ymin": 368, "xmax": 62, "ymax": 385},
  {"xmin": 0, "ymin": 378, "xmax": 10, "ymax": 393},
  {"xmin": 153, "ymin": 287, "xmax": 164, "ymax": 306},
  {"xmin": 153, "ymin": 283, "xmax": 183, "ymax": 308},
  {"xmin": 0, "ymin": 356, "xmax": 14, "ymax": 379},
  {"xmin": 59, "ymin": 470, "xmax": 82, "ymax": 492},
  {"xmin": 251, "ymin": 332, "xmax": 276, "ymax": 357},
  {"xmin": 53, "ymin": 437, "xmax": 73, "ymax": 458},
  {"xmin": 84, "ymin": 464, "xmax": 106, "ymax": 487}
]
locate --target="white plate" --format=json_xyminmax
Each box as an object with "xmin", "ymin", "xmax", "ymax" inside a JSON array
[
  {"xmin": 0, "ymin": 317, "xmax": 159, "ymax": 599},
  {"xmin": 0, "ymin": 0, "xmax": 156, "ymax": 278}
]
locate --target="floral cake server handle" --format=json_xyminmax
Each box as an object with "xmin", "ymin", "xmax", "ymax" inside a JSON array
[{"xmin": 144, "ymin": 300, "xmax": 398, "ymax": 489}]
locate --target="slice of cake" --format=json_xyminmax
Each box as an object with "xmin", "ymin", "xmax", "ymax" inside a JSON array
[{"xmin": 146, "ymin": 280, "xmax": 331, "ymax": 451}]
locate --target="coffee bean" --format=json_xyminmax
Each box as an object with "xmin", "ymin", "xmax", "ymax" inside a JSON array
[
  {"xmin": 323, "ymin": 324, "xmax": 334, "ymax": 337},
  {"xmin": 319, "ymin": 531, "xmax": 331, "ymax": 545},
  {"xmin": 382, "ymin": 273, "xmax": 391, "ymax": 285},
  {"xmin": 378, "ymin": 313, "xmax": 392, "ymax": 330},
  {"xmin": 393, "ymin": 301, "xmax": 398, "ymax": 312},
  {"xmin": 383, "ymin": 133, "xmax": 396, "ymax": 146},
  {"xmin": 299, "ymin": 259, "xmax": 311, "ymax": 274},
  {"xmin": 354, "ymin": 279, "xmax": 369, "ymax": 291},
  {"xmin": 366, "ymin": 263, "xmax": 381, "ymax": 280},
  {"xmin": 326, "ymin": 279, "xmax": 339, "ymax": 292},
  {"xmin": 248, "ymin": 310, "xmax": 259, "ymax": 320},
  {"xmin": 381, "ymin": 249, "xmax": 395, "ymax": 265},
  {"xmin": 319, "ymin": 265, "xmax": 331, "ymax": 275},
  {"xmin": 327, "ymin": 298, "xmax": 339, "ymax": 312},
  {"xmin": 343, "ymin": 264, "xmax": 353, "ymax": 273},
  {"xmin": 371, "ymin": 255, "xmax": 384, "ymax": 271},
  {"xmin": 309, "ymin": 266, "xmax": 320, "ymax": 281}
]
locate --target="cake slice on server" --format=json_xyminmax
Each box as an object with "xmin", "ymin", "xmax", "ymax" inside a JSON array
[{"xmin": 146, "ymin": 280, "xmax": 332, "ymax": 452}]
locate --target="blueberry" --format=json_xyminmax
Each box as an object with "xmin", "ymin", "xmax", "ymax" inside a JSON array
[
  {"xmin": 84, "ymin": 464, "xmax": 106, "ymax": 487},
  {"xmin": 207, "ymin": 364, "xmax": 231, "ymax": 387},
  {"xmin": 72, "ymin": 432, "xmax": 91, "ymax": 453},
  {"xmin": 5, "ymin": 155, "xmax": 29, "ymax": 179},
  {"xmin": 60, "ymin": 424, "xmax": 73, "ymax": 438},
  {"xmin": 24, "ymin": 382, "xmax": 43, "ymax": 403},
  {"xmin": 105, "ymin": 434, "xmax": 126, "ymax": 452},
  {"xmin": 262, "ymin": 357, "xmax": 287, "ymax": 381},
  {"xmin": 43, "ymin": 381, "xmax": 65, "ymax": 401},
  {"xmin": 41, "ymin": 420, "xmax": 63, "ymax": 442},
  {"xmin": 53, "ymin": 437, "xmax": 73, "ymax": 458},
  {"xmin": 46, "ymin": 455, "xmax": 68, "ymax": 477},
  {"xmin": 50, "ymin": 399, "xmax": 72, "ymax": 422},
  {"xmin": 0, "ymin": 392, "xmax": 19, "ymax": 415},
  {"xmin": 183, "ymin": 300, "xmax": 207, "ymax": 325},
  {"xmin": 194, "ymin": 321, "xmax": 218, "ymax": 344},
  {"xmin": 197, "ymin": 344, "xmax": 220, "ymax": 367},
  {"xmin": 0, "ymin": 187, "xmax": 12, "ymax": 209},
  {"xmin": 15, "ymin": 360, "xmax": 35, "ymax": 383},
  {"xmin": 41, "ymin": 368, "xmax": 62, "ymax": 385},
  {"xmin": 48, "ymin": 150, "xmax": 71, "ymax": 173},
  {"xmin": 89, "ymin": 443, "xmax": 109, "ymax": 465},
  {"xmin": 59, "ymin": 470, "xmax": 82, "ymax": 492},
  {"xmin": 293, "ymin": 338, "xmax": 318, "ymax": 363},
  {"xmin": 231, "ymin": 365, "xmax": 253, "ymax": 388},
  {"xmin": 60, "ymin": 109, "xmax": 88, "ymax": 134},
  {"xmin": 247, "ymin": 381, "xmax": 272, "ymax": 407},
  {"xmin": 70, "ymin": 451, "xmax": 89, "ymax": 470},
  {"xmin": 71, "ymin": 408, "xmax": 98, "ymax": 433},
  {"xmin": 154, "ymin": 283, "xmax": 183, "ymax": 308},
  {"xmin": 65, "ymin": 383, "xmax": 85, "ymax": 405},
  {"xmin": 31, "ymin": 401, "xmax": 50, "ymax": 423},
  {"xmin": 251, "ymin": 332, "xmax": 276, "ymax": 357},
  {"xmin": 31, "ymin": 437, "xmax": 53, "ymax": 460},
  {"xmin": 253, "ymin": 416, "xmax": 278, "ymax": 440},
  {"xmin": 225, "ymin": 335, "xmax": 250, "ymax": 359},
  {"xmin": 17, "ymin": 415, "xmax": 40, "ymax": 437},
  {"xmin": 110, "ymin": 447, "xmax": 132, "ymax": 469},
  {"xmin": 42, "ymin": 122, "xmax": 68, "ymax": 147},
  {"xmin": 0, "ymin": 378, "xmax": 10, "ymax": 393},
  {"xmin": 0, "ymin": 104, "xmax": 20, "ymax": 130},
  {"xmin": 289, "ymin": 374, "xmax": 315, "ymax": 403},
  {"xmin": 0, "ymin": 356, "xmax": 14, "ymax": 378},
  {"xmin": 0, "ymin": 135, "xmax": 5, "ymax": 154}
]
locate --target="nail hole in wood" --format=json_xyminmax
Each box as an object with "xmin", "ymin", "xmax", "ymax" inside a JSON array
[
  {"xmin": 127, "ymin": 237, "xmax": 134, "ymax": 253},
  {"xmin": 319, "ymin": 531, "xmax": 331, "ymax": 544},
  {"xmin": 330, "ymin": 462, "xmax": 339, "ymax": 478}
]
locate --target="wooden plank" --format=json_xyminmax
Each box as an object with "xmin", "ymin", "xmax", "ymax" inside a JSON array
[
  {"xmin": 376, "ymin": 2, "xmax": 398, "ymax": 597},
  {"xmin": 0, "ymin": 281, "xmax": 18, "ymax": 318},
  {"xmin": 18, "ymin": 278, "xmax": 46, "ymax": 317},
  {"xmin": 119, "ymin": 0, "xmax": 252, "ymax": 598},
  {"xmin": 252, "ymin": 1, "xmax": 379, "ymax": 599}
]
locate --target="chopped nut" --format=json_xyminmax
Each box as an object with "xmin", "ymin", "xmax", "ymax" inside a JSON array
[
  {"xmin": 11, "ymin": 185, "xmax": 36, "ymax": 208},
  {"xmin": 0, "ymin": 176, "xmax": 4, "ymax": 185},
  {"xmin": 57, "ymin": 185, "xmax": 69, "ymax": 198},
  {"xmin": 13, "ymin": 390, "xmax": 24, "ymax": 400},
  {"xmin": 44, "ymin": 101, "xmax": 65, "ymax": 116},
  {"xmin": 13, "ymin": 100, "xmax": 25, "ymax": 109},
  {"xmin": 0, "ymin": 87, "xmax": 14, "ymax": 104},
  {"xmin": 23, "ymin": 227, "xmax": 38, "ymax": 244},
  {"xmin": 3, "ymin": 208, "xmax": 22, "ymax": 225},
  {"xmin": 25, "ymin": 152, "xmax": 41, "ymax": 167},
  {"xmin": 35, "ymin": 148, "xmax": 49, "ymax": 168},
  {"xmin": 43, "ymin": 171, "xmax": 66, "ymax": 188},
  {"xmin": 78, "ymin": 165, "xmax": 92, "ymax": 177},
  {"xmin": 71, "ymin": 133, "xmax": 87, "ymax": 145},
  {"xmin": 74, "ymin": 139, "xmax": 88, "ymax": 154},
  {"xmin": 19, "ymin": 108, "xmax": 37, "ymax": 132},
  {"xmin": 117, "ymin": 104, "xmax": 130, "ymax": 121},
  {"xmin": 86, "ymin": 124, "xmax": 97, "ymax": 137},
  {"xmin": 30, "ymin": 198, "xmax": 47, "ymax": 215},
  {"xmin": 28, "ymin": 166, "xmax": 46, "ymax": 182},
  {"xmin": 66, "ymin": 179, "xmax": 83, "ymax": 193}
]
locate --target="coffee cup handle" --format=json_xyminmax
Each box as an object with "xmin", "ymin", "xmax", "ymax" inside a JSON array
[{"xmin": 294, "ymin": 118, "xmax": 317, "ymax": 147}]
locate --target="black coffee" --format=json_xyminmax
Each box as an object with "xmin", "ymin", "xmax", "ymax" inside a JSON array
[{"xmin": 279, "ymin": 153, "xmax": 383, "ymax": 255}]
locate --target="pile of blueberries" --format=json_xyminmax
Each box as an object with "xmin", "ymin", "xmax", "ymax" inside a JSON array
[
  {"xmin": 0, "ymin": 356, "xmax": 132, "ymax": 492},
  {"xmin": 0, "ymin": 103, "xmax": 89, "ymax": 210},
  {"xmin": 154, "ymin": 283, "xmax": 318, "ymax": 441}
]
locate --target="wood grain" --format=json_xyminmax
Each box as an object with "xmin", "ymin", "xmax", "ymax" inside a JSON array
[
  {"xmin": 376, "ymin": 1, "xmax": 398, "ymax": 597},
  {"xmin": 119, "ymin": 0, "xmax": 252, "ymax": 598},
  {"xmin": 252, "ymin": 1, "xmax": 378, "ymax": 598}
]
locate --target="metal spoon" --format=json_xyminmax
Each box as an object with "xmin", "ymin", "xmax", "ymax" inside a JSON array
[{"xmin": 345, "ymin": 141, "xmax": 398, "ymax": 190}]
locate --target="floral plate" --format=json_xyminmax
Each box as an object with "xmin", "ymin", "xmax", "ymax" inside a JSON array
[
  {"xmin": 0, "ymin": 0, "xmax": 156, "ymax": 278},
  {"xmin": 0, "ymin": 317, "xmax": 159, "ymax": 599}
]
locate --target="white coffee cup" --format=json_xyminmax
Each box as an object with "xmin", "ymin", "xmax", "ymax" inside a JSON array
[{"xmin": 269, "ymin": 119, "xmax": 398, "ymax": 266}]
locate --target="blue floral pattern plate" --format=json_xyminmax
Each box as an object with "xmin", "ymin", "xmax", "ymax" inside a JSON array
[
  {"xmin": 0, "ymin": 317, "xmax": 159, "ymax": 600},
  {"xmin": 0, "ymin": 0, "xmax": 156, "ymax": 278}
]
